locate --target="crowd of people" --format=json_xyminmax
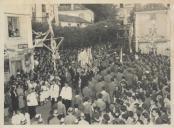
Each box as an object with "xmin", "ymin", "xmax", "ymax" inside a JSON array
[{"xmin": 4, "ymin": 44, "xmax": 171, "ymax": 125}]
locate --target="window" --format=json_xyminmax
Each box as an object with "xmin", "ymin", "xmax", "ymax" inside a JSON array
[
  {"xmin": 167, "ymin": 4, "xmax": 170, "ymax": 8},
  {"xmin": 120, "ymin": 3, "xmax": 124, "ymax": 8},
  {"xmin": 8, "ymin": 17, "xmax": 20, "ymax": 37},
  {"xmin": 77, "ymin": 23, "xmax": 80, "ymax": 27},
  {"xmin": 42, "ymin": 13, "xmax": 47, "ymax": 22},
  {"xmin": 4, "ymin": 59, "xmax": 10, "ymax": 72},
  {"xmin": 52, "ymin": 17, "xmax": 56, "ymax": 23},
  {"xmin": 68, "ymin": 23, "xmax": 71, "ymax": 26},
  {"xmin": 59, "ymin": 4, "xmax": 71, "ymax": 11},
  {"xmin": 32, "ymin": 5, "xmax": 36, "ymax": 20},
  {"xmin": 42, "ymin": 4, "xmax": 46, "ymax": 12},
  {"xmin": 120, "ymin": 20, "xmax": 124, "ymax": 25}
]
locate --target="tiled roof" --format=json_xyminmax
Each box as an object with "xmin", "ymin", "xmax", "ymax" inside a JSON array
[
  {"xmin": 135, "ymin": 4, "xmax": 168, "ymax": 12},
  {"xmin": 59, "ymin": 14, "xmax": 90, "ymax": 23}
]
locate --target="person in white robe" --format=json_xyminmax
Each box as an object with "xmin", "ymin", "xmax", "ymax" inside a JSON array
[
  {"xmin": 50, "ymin": 80, "xmax": 60, "ymax": 107},
  {"xmin": 60, "ymin": 83, "xmax": 72, "ymax": 112},
  {"xmin": 27, "ymin": 89, "xmax": 38, "ymax": 119}
]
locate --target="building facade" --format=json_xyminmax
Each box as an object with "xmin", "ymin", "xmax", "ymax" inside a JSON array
[
  {"xmin": 0, "ymin": 1, "xmax": 34, "ymax": 82},
  {"xmin": 59, "ymin": 14, "xmax": 90, "ymax": 28},
  {"xmin": 114, "ymin": 4, "xmax": 135, "ymax": 53},
  {"xmin": 58, "ymin": 4, "xmax": 94, "ymax": 27},
  {"xmin": 134, "ymin": 4, "xmax": 171, "ymax": 56},
  {"xmin": 115, "ymin": 3, "xmax": 135, "ymax": 25},
  {"xmin": 32, "ymin": 3, "xmax": 59, "ymax": 25}
]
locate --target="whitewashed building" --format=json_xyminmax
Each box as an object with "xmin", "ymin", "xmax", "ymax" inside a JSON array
[
  {"xmin": 0, "ymin": 1, "xmax": 34, "ymax": 82},
  {"xmin": 59, "ymin": 14, "xmax": 90, "ymax": 28},
  {"xmin": 58, "ymin": 4, "xmax": 94, "ymax": 27},
  {"xmin": 134, "ymin": 4, "xmax": 171, "ymax": 56}
]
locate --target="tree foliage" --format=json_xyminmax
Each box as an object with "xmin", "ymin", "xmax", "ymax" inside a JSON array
[
  {"xmin": 84, "ymin": 4, "xmax": 117, "ymax": 22},
  {"xmin": 32, "ymin": 20, "xmax": 128, "ymax": 49}
]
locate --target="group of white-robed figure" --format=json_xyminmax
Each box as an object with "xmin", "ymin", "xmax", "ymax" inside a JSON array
[{"xmin": 26, "ymin": 78, "xmax": 73, "ymax": 105}]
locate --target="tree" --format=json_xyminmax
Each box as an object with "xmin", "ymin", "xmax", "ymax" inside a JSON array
[
  {"xmin": 84, "ymin": 4, "xmax": 117, "ymax": 22},
  {"xmin": 32, "ymin": 20, "xmax": 129, "ymax": 49}
]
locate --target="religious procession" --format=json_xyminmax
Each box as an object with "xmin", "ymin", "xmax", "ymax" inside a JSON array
[{"xmin": 2, "ymin": 1, "xmax": 171, "ymax": 125}]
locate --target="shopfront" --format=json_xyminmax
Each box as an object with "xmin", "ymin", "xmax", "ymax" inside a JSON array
[{"xmin": 4, "ymin": 48, "xmax": 34, "ymax": 82}]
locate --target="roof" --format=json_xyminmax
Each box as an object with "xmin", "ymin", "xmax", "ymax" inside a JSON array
[
  {"xmin": 59, "ymin": 14, "xmax": 90, "ymax": 23},
  {"xmin": 135, "ymin": 4, "xmax": 168, "ymax": 12}
]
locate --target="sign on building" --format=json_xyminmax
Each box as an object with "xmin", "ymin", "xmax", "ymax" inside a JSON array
[{"xmin": 18, "ymin": 44, "xmax": 28, "ymax": 49}]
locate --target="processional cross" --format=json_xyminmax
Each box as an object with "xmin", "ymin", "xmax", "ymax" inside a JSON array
[{"xmin": 32, "ymin": 11, "xmax": 64, "ymax": 71}]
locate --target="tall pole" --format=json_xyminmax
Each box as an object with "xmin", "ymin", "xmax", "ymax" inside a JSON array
[
  {"xmin": 120, "ymin": 30, "xmax": 123, "ymax": 64},
  {"xmin": 149, "ymin": 20, "xmax": 157, "ymax": 54},
  {"xmin": 129, "ymin": 23, "xmax": 133, "ymax": 53},
  {"xmin": 47, "ymin": 8, "xmax": 56, "ymax": 71},
  {"xmin": 120, "ymin": 47, "xmax": 123, "ymax": 64}
]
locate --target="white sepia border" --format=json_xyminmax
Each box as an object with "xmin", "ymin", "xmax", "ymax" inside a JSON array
[{"xmin": 0, "ymin": 0, "xmax": 174, "ymax": 128}]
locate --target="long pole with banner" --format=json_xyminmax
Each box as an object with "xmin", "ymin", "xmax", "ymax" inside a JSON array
[
  {"xmin": 129, "ymin": 23, "xmax": 133, "ymax": 53},
  {"xmin": 32, "ymin": 5, "xmax": 64, "ymax": 71},
  {"xmin": 47, "ymin": 10, "xmax": 55, "ymax": 71}
]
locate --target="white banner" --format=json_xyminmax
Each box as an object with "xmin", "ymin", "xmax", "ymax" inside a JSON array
[{"xmin": 78, "ymin": 48, "xmax": 93, "ymax": 68}]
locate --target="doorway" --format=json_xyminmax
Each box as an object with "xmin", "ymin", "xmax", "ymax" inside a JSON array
[{"xmin": 11, "ymin": 60, "xmax": 22, "ymax": 76}]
